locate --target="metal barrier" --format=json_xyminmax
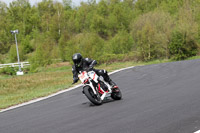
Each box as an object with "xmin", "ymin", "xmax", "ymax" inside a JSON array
[{"xmin": 0, "ymin": 62, "xmax": 30, "ymax": 69}]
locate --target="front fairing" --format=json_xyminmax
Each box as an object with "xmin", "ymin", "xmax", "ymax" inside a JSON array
[
  {"xmin": 78, "ymin": 71, "xmax": 112, "ymax": 100},
  {"xmin": 88, "ymin": 71, "xmax": 98, "ymax": 83}
]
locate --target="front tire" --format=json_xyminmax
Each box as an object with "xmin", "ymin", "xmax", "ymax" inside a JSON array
[{"xmin": 83, "ymin": 86, "xmax": 102, "ymax": 105}]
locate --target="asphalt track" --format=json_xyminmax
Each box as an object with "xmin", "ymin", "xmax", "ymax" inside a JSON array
[{"xmin": 1, "ymin": 59, "xmax": 200, "ymax": 133}]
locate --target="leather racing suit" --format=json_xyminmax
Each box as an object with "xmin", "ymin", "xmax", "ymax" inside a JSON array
[{"xmin": 72, "ymin": 58, "xmax": 116, "ymax": 87}]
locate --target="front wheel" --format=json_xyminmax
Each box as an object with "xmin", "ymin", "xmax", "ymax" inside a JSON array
[
  {"xmin": 83, "ymin": 86, "xmax": 102, "ymax": 105},
  {"xmin": 111, "ymin": 88, "xmax": 122, "ymax": 100}
]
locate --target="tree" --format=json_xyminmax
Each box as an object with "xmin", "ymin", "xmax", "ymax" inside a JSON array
[
  {"xmin": 8, "ymin": 0, "xmax": 32, "ymax": 35},
  {"xmin": 159, "ymin": 0, "xmax": 183, "ymax": 15},
  {"xmin": 64, "ymin": 32, "xmax": 105, "ymax": 62},
  {"xmin": 37, "ymin": 0, "xmax": 56, "ymax": 32},
  {"xmin": 169, "ymin": 1, "xmax": 199, "ymax": 60},
  {"xmin": 29, "ymin": 36, "xmax": 53, "ymax": 71},
  {"xmin": 58, "ymin": 31, "xmax": 71, "ymax": 61},
  {"xmin": 0, "ymin": 2, "xmax": 11, "ymax": 54},
  {"xmin": 131, "ymin": 11, "xmax": 174, "ymax": 60},
  {"xmin": 49, "ymin": 2, "xmax": 64, "ymax": 42},
  {"xmin": 108, "ymin": 30, "xmax": 134, "ymax": 54},
  {"xmin": 62, "ymin": 0, "xmax": 72, "ymax": 10}
]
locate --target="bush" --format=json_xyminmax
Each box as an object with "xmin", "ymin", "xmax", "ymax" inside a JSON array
[
  {"xmin": 168, "ymin": 3, "xmax": 199, "ymax": 60},
  {"xmin": 29, "ymin": 38, "xmax": 53, "ymax": 72},
  {"xmin": 58, "ymin": 31, "xmax": 71, "ymax": 61},
  {"xmin": 0, "ymin": 66, "xmax": 30, "ymax": 75},
  {"xmin": 0, "ymin": 54, "xmax": 5, "ymax": 64},
  {"xmin": 9, "ymin": 44, "xmax": 26, "ymax": 62},
  {"xmin": 9, "ymin": 45, "xmax": 17, "ymax": 62},
  {"xmin": 130, "ymin": 11, "xmax": 174, "ymax": 61},
  {"xmin": 0, "ymin": 67, "xmax": 17, "ymax": 75},
  {"xmin": 108, "ymin": 30, "xmax": 134, "ymax": 54},
  {"xmin": 63, "ymin": 32, "xmax": 105, "ymax": 62},
  {"xmin": 98, "ymin": 53, "xmax": 136, "ymax": 64},
  {"xmin": 169, "ymin": 31, "xmax": 198, "ymax": 60},
  {"xmin": 21, "ymin": 35, "xmax": 33, "ymax": 54}
]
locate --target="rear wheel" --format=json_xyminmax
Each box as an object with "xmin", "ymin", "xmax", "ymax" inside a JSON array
[
  {"xmin": 111, "ymin": 88, "xmax": 122, "ymax": 100},
  {"xmin": 83, "ymin": 86, "xmax": 102, "ymax": 105}
]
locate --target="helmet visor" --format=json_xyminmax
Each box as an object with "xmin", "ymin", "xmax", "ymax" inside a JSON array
[{"xmin": 74, "ymin": 59, "xmax": 82, "ymax": 67}]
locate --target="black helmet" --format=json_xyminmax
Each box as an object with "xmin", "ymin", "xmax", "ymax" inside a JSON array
[{"xmin": 72, "ymin": 53, "xmax": 83, "ymax": 67}]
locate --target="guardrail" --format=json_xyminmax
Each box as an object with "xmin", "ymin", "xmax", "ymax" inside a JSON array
[{"xmin": 0, "ymin": 62, "xmax": 30, "ymax": 69}]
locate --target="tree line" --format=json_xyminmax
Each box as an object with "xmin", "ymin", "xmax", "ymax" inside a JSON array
[{"xmin": 0, "ymin": 0, "xmax": 200, "ymax": 71}]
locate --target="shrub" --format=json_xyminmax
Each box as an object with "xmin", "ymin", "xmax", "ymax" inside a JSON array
[
  {"xmin": 0, "ymin": 66, "xmax": 30, "ymax": 75},
  {"xmin": 130, "ymin": 11, "xmax": 174, "ymax": 61},
  {"xmin": 64, "ymin": 32, "xmax": 105, "ymax": 62},
  {"xmin": 0, "ymin": 67, "xmax": 17, "ymax": 75},
  {"xmin": 9, "ymin": 45, "xmax": 17, "ymax": 62},
  {"xmin": 169, "ymin": 31, "xmax": 198, "ymax": 60},
  {"xmin": 21, "ymin": 35, "xmax": 33, "ymax": 54},
  {"xmin": 0, "ymin": 54, "xmax": 4, "ymax": 64},
  {"xmin": 108, "ymin": 30, "xmax": 134, "ymax": 54},
  {"xmin": 29, "ymin": 39, "xmax": 53, "ymax": 72},
  {"xmin": 9, "ymin": 44, "xmax": 26, "ymax": 62},
  {"xmin": 169, "ymin": 4, "xmax": 199, "ymax": 60},
  {"xmin": 98, "ymin": 52, "xmax": 136, "ymax": 64},
  {"xmin": 58, "ymin": 31, "xmax": 71, "ymax": 61}
]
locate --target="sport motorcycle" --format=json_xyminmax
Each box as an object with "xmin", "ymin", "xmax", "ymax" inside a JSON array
[{"xmin": 78, "ymin": 70, "xmax": 122, "ymax": 105}]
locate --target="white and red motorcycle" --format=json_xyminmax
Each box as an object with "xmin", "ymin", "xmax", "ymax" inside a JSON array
[{"xmin": 78, "ymin": 70, "xmax": 122, "ymax": 105}]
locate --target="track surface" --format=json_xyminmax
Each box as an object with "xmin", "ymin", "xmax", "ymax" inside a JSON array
[{"xmin": 1, "ymin": 59, "xmax": 200, "ymax": 133}]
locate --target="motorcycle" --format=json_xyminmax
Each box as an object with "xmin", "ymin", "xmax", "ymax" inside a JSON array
[{"xmin": 78, "ymin": 70, "xmax": 122, "ymax": 105}]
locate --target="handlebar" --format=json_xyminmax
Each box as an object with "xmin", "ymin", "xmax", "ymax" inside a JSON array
[{"xmin": 83, "ymin": 67, "xmax": 93, "ymax": 72}]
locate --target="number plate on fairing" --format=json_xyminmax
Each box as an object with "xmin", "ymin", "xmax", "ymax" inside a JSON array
[
  {"xmin": 88, "ymin": 71, "xmax": 98, "ymax": 83},
  {"xmin": 78, "ymin": 71, "xmax": 88, "ymax": 83}
]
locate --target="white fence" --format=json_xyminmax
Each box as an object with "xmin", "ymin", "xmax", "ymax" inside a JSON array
[{"xmin": 0, "ymin": 62, "xmax": 30, "ymax": 69}]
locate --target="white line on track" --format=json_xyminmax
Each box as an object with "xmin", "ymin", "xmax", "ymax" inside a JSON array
[
  {"xmin": 0, "ymin": 66, "xmax": 135, "ymax": 113},
  {"xmin": 194, "ymin": 130, "xmax": 200, "ymax": 133}
]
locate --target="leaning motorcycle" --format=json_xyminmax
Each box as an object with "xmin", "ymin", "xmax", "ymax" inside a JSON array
[{"xmin": 78, "ymin": 70, "xmax": 122, "ymax": 105}]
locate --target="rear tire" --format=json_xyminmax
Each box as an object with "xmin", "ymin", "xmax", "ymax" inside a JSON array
[
  {"xmin": 111, "ymin": 88, "xmax": 122, "ymax": 100},
  {"xmin": 83, "ymin": 86, "xmax": 102, "ymax": 105}
]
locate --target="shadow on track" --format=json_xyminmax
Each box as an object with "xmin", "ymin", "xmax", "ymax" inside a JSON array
[{"xmin": 81, "ymin": 98, "xmax": 122, "ymax": 107}]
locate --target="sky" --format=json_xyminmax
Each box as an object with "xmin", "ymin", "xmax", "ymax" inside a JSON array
[{"xmin": 0, "ymin": 0, "xmax": 91, "ymax": 6}]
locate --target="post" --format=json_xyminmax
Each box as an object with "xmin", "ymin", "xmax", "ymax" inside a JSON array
[
  {"xmin": 14, "ymin": 33, "xmax": 22, "ymax": 72},
  {"xmin": 11, "ymin": 29, "xmax": 24, "ymax": 75}
]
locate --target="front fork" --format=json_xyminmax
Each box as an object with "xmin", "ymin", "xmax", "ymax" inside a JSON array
[
  {"xmin": 84, "ymin": 79, "xmax": 112, "ymax": 100},
  {"xmin": 89, "ymin": 81, "xmax": 97, "ymax": 95},
  {"xmin": 97, "ymin": 82, "xmax": 112, "ymax": 100}
]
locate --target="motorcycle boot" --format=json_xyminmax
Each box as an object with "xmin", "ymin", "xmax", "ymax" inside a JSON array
[
  {"xmin": 107, "ymin": 78, "xmax": 120, "ymax": 93},
  {"xmin": 107, "ymin": 79, "xmax": 116, "ymax": 88},
  {"xmin": 95, "ymin": 69, "xmax": 118, "ymax": 91},
  {"xmin": 103, "ymin": 72, "xmax": 118, "ymax": 89}
]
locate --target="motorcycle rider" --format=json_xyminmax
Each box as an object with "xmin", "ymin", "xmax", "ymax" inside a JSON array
[{"xmin": 72, "ymin": 53, "xmax": 118, "ymax": 90}]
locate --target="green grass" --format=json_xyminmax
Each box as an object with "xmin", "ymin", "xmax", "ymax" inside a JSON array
[
  {"xmin": 0, "ymin": 57, "xmax": 200, "ymax": 110},
  {"xmin": 186, "ymin": 55, "xmax": 200, "ymax": 60}
]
